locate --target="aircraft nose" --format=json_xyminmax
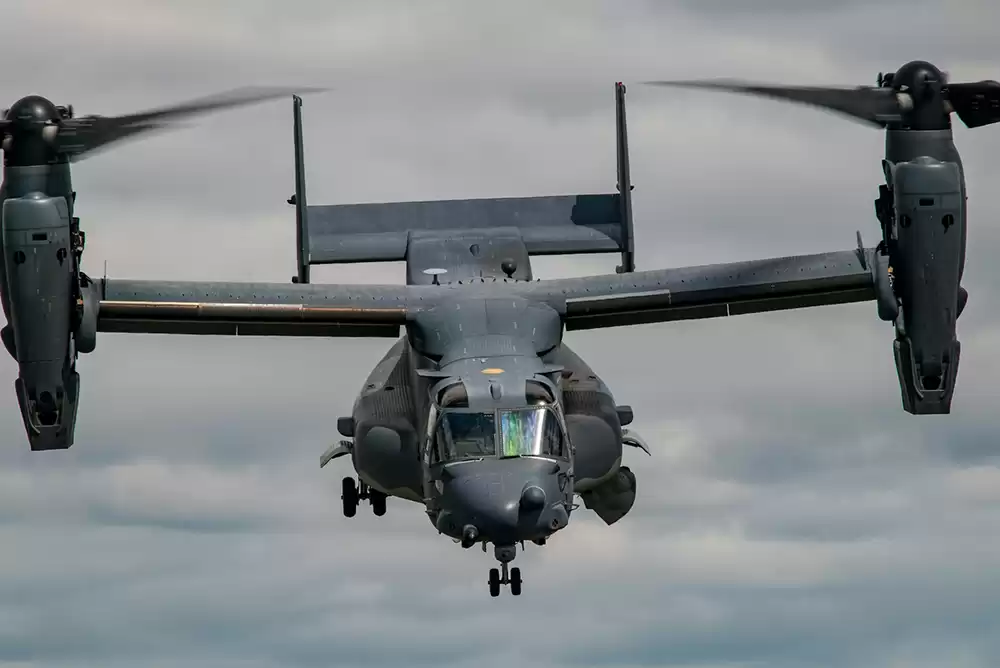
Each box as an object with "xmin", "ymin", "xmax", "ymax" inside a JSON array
[
  {"xmin": 519, "ymin": 485, "xmax": 546, "ymax": 511},
  {"xmin": 438, "ymin": 460, "xmax": 568, "ymax": 545}
]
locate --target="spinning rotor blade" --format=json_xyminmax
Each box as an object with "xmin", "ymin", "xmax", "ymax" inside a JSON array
[
  {"xmin": 644, "ymin": 62, "xmax": 1000, "ymax": 131},
  {"xmin": 946, "ymin": 80, "xmax": 1000, "ymax": 128},
  {"xmin": 642, "ymin": 79, "xmax": 903, "ymax": 127},
  {"xmin": 56, "ymin": 86, "xmax": 325, "ymax": 160}
]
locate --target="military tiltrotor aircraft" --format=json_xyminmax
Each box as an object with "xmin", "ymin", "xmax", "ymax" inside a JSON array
[{"xmin": 0, "ymin": 62, "xmax": 996, "ymax": 597}]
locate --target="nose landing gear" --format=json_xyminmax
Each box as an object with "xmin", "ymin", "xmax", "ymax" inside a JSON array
[
  {"xmin": 487, "ymin": 543, "xmax": 522, "ymax": 597},
  {"xmin": 341, "ymin": 477, "xmax": 387, "ymax": 517},
  {"xmin": 488, "ymin": 563, "xmax": 522, "ymax": 597}
]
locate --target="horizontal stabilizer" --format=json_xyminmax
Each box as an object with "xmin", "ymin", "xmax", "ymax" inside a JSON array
[{"xmin": 306, "ymin": 194, "xmax": 625, "ymax": 265}]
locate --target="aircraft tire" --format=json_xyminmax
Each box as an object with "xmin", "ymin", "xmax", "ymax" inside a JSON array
[
  {"xmin": 371, "ymin": 490, "xmax": 387, "ymax": 516},
  {"xmin": 488, "ymin": 568, "xmax": 501, "ymax": 597},
  {"xmin": 342, "ymin": 477, "xmax": 358, "ymax": 518},
  {"xmin": 509, "ymin": 567, "xmax": 522, "ymax": 596}
]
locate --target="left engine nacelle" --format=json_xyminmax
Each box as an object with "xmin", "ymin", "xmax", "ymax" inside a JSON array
[
  {"xmin": 2, "ymin": 192, "xmax": 94, "ymax": 450},
  {"xmin": 876, "ymin": 157, "xmax": 965, "ymax": 415}
]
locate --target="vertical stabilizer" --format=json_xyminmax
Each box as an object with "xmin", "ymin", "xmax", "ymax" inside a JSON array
[
  {"xmin": 291, "ymin": 95, "xmax": 310, "ymax": 284},
  {"xmin": 615, "ymin": 82, "xmax": 635, "ymax": 273}
]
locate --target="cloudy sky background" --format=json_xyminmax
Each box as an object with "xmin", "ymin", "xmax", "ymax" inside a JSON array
[{"xmin": 2, "ymin": 1, "xmax": 1000, "ymax": 666}]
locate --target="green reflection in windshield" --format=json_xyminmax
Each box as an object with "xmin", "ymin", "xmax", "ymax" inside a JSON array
[{"xmin": 499, "ymin": 408, "xmax": 546, "ymax": 457}]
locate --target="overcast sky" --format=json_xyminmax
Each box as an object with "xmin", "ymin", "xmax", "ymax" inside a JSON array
[{"xmin": 2, "ymin": 1, "xmax": 1000, "ymax": 666}]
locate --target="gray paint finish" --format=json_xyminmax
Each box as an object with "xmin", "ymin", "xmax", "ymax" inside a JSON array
[
  {"xmin": 0, "ymin": 61, "xmax": 987, "ymax": 600},
  {"xmin": 99, "ymin": 246, "xmax": 875, "ymax": 321}
]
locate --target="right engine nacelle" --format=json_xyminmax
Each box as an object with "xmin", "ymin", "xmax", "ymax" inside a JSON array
[
  {"xmin": 2, "ymin": 192, "xmax": 90, "ymax": 450},
  {"xmin": 879, "ymin": 156, "xmax": 965, "ymax": 415}
]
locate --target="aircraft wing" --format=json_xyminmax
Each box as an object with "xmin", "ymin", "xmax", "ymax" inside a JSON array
[
  {"xmin": 97, "ymin": 247, "xmax": 877, "ymax": 336},
  {"xmin": 523, "ymin": 248, "xmax": 877, "ymax": 330},
  {"xmin": 96, "ymin": 278, "xmax": 419, "ymax": 337}
]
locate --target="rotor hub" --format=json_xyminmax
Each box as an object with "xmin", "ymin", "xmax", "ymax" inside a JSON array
[
  {"xmin": 5, "ymin": 95, "xmax": 61, "ymax": 131},
  {"xmin": 1, "ymin": 95, "xmax": 65, "ymax": 167},
  {"xmin": 891, "ymin": 61, "xmax": 945, "ymax": 100},
  {"xmin": 880, "ymin": 60, "xmax": 952, "ymax": 130}
]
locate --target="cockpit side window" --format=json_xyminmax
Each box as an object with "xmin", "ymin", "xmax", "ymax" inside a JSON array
[
  {"xmin": 543, "ymin": 408, "xmax": 565, "ymax": 458},
  {"xmin": 428, "ymin": 425, "xmax": 444, "ymax": 464}
]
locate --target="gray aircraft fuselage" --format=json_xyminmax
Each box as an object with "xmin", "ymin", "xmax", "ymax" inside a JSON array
[{"xmin": 337, "ymin": 229, "xmax": 637, "ymax": 554}]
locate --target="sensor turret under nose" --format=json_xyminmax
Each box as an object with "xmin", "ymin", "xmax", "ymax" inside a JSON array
[{"xmin": 519, "ymin": 485, "xmax": 546, "ymax": 511}]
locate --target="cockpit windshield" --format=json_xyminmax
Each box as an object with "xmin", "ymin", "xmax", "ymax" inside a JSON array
[
  {"xmin": 437, "ymin": 412, "xmax": 497, "ymax": 460},
  {"xmin": 433, "ymin": 406, "xmax": 565, "ymax": 463},
  {"xmin": 499, "ymin": 407, "xmax": 563, "ymax": 458}
]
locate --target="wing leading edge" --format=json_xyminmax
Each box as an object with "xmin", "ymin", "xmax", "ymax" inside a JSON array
[
  {"xmin": 523, "ymin": 248, "xmax": 877, "ymax": 330},
  {"xmin": 96, "ymin": 247, "xmax": 877, "ymax": 337},
  {"xmin": 97, "ymin": 279, "xmax": 420, "ymax": 337}
]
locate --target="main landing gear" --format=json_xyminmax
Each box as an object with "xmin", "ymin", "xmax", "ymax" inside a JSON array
[
  {"xmin": 341, "ymin": 477, "xmax": 387, "ymax": 518},
  {"xmin": 487, "ymin": 544, "xmax": 522, "ymax": 597}
]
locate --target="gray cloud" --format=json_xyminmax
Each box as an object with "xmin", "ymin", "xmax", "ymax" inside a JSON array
[{"xmin": 2, "ymin": 1, "xmax": 1000, "ymax": 667}]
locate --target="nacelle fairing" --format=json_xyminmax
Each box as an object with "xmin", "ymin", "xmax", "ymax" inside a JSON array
[
  {"xmin": 1, "ymin": 192, "xmax": 97, "ymax": 450},
  {"xmin": 876, "ymin": 154, "xmax": 966, "ymax": 414}
]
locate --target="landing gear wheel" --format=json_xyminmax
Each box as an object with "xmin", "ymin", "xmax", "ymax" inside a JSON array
[
  {"xmin": 341, "ymin": 477, "xmax": 358, "ymax": 518},
  {"xmin": 485, "ymin": 544, "xmax": 526, "ymax": 597},
  {"xmin": 341, "ymin": 476, "xmax": 388, "ymax": 519},
  {"xmin": 509, "ymin": 567, "xmax": 522, "ymax": 596},
  {"xmin": 488, "ymin": 568, "xmax": 501, "ymax": 597},
  {"xmin": 370, "ymin": 489, "xmax": 387, "ymax": 517}
]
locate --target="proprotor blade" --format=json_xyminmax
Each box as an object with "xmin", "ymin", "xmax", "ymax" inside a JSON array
[
  {"xmin": 946, "ymin": 81, "xmax": 1000, "ymax": 128},
  {"xmin": 641, "ymin": 79, "xmax": 903, "ymax": 127},
  {"xmin": 56, "ymin": 86, "xmax": 326, "ymax": 160}
]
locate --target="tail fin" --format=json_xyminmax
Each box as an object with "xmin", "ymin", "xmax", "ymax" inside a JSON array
[
  {"xmin": 615, "ymin": 82, "xmax": 635, "ymax": 273},
  {"xmin": 289, "ymin": 84, "xmax": 637, "ymax": 273},
  {"xmin": 290, "ymin": 95, "xmax": 310, "ymax": 284}
]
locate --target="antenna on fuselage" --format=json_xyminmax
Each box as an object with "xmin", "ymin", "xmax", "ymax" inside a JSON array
[{"xmin": 423, "ymin": 267, "xmax": 448, "ymax": 285}]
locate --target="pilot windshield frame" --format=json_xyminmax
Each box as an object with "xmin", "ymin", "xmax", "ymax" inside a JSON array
[{"xmin": 430, "ymin": 404, "xmax": 569, "ymax": 464}]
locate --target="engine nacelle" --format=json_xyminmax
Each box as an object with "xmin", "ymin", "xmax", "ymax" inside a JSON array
[
  {"xmin": 2, "ymin": 192, "xmax": 81, "ymax": 449},
  {"xmin": 887, "ymin": 157, "xmax": 965, "ymax": 414}
]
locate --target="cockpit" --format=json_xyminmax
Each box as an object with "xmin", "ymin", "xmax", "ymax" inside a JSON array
[
  {"xmin": 434, "ymin": 406, "xmax": 566, "ymax": 461},
  {"xmin": 428, "ymin": 380, "xmax": 568, "ymax": 464}
]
